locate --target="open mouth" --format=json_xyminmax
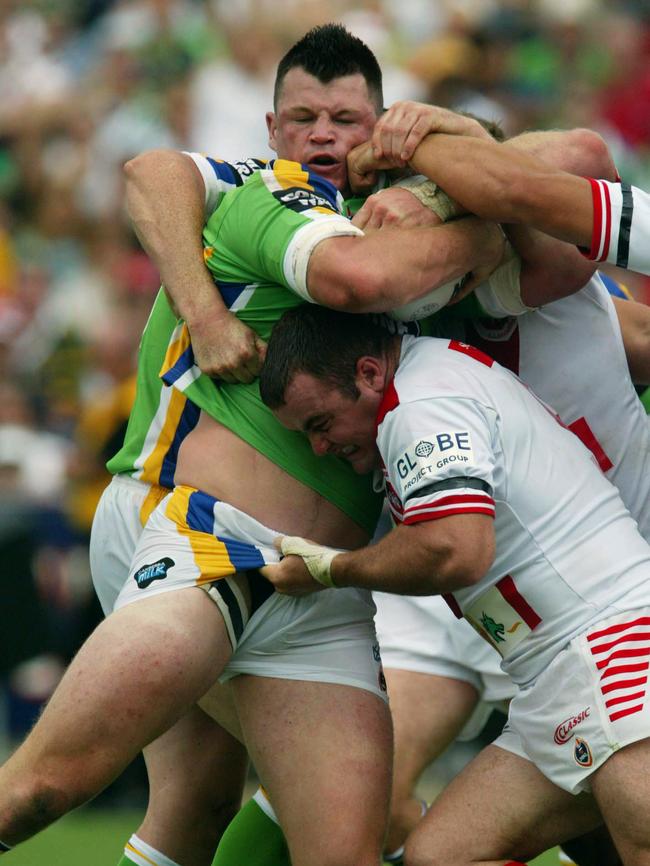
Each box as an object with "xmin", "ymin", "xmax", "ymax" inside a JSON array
[{"xmin": 310, "ymin": 155, "xmax": 338, "ymax": 166}]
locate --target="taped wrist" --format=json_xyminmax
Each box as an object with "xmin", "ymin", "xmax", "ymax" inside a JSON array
[
  {"xmin": 395, "ymin": 175, "xmax": 462, "ymax": 221},
  {"xmin": 280, "ymin": 536, "xmax": 340, "ymax": 587}
]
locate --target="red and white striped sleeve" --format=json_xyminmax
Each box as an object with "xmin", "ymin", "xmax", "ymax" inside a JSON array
[{"xmin": 581, "ymin": 178, "xmax": 650, "ymax": 277}]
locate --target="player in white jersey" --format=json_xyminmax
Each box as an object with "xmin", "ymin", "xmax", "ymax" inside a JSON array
[
  {"xmin": 347, "ymin": 101, "xmax": 650, "ymax": 279},
  {"xmin": 374, "ymin": 269, "xmax": 650, "ymax": 861},
  {"xmin": 259, "ymin": 303, "xmax": 650, "ymax": 866}
]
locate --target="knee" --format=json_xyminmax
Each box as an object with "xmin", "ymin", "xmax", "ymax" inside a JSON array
[{"xmin": 5, "ymin": 770, "xmax": 90, "ymax": 842}]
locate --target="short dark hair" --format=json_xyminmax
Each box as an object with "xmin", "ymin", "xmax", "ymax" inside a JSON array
[
  {"xmin": 274, "ymin": 23, "xmax": 383, "ymax": 112},
  {"xmin": 259, "ymin": 305, "xmax": 394, "ymax": 409}
]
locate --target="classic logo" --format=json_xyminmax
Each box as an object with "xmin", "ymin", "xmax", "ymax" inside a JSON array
[
  {"xmin": 574, "ymin": 737, "xmax": 593, "ymax": 767},
  {"xmin": 414, "ymin": 440, "xmax": 434, "ymax": 458},
  {"xmin": 554, "ymin": 708, "xmax": 591, "ymax": 745},
  {"xmin": 480, "ymin": 612, "xmax": 506, "ymax": 643},
  {"xmin": 275, "ymin": 187, "xmax": 333, "ymax": 213},
  {"xmin": 134, "ymin": 557, "xmax": 175, "ymax": 589}
]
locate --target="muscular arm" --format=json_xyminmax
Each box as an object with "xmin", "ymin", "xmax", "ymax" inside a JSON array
[
  {"xmin": 264, "ymin": 513, "xmax": 495, "ymax": 595},
  {"xmin": 124, "ymin": 149, "xmax": 265, "ymax": 382},
  {"xmin": 306, "ymin": 217, "xmax": 505, "ymax": 313},
  {"xmin": 408, "ymin": 131, "xmax": 612, "ymax": 305},
  {"xmin": 613, "ymin": 296, "xmax": 650, "ymax": 385}
]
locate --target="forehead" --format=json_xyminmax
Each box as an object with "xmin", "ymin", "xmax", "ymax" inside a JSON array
[
  {"xmin": 276, "ymin": 67, "xmax": 378, "ymax": 116},
  {"xmin": 278, "ymin": 372, "xmax": 342, "ymax": 426}
]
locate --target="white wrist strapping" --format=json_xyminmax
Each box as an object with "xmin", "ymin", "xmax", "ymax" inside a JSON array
[
  {"xmin": 280, "ymin": 536, "xmax": 340, "ymax": 587},
  {"xmin": 395, "ymin": 175, "xmax": 462, "ymax": 222}
]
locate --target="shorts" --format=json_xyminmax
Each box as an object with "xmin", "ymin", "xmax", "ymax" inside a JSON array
[
  {"xmin": 118, "ymin": 484, "xmax": 388, "ymax": 701},
  {"xmin": 494, "ymin": 607, "xmax": 650, "ymax": 793},
  {"xmin": 89, "ymin": 475, "xmax": 168, "ymax": 615},
  {"xmin": 374, "ymin": 592, "xmax": 515, "ymax": 739}
]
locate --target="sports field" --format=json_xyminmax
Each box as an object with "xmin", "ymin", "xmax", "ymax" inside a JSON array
[{"xmin": 7, "ymin": 808, "xmax": 562, "ymax": 866}]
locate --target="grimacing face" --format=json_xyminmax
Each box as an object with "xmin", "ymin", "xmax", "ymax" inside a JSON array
[
  {"xmin": 266, "ymin": 67, "xmax": 380, "ymax": 193},
  {"xmin": 274, "ymin": 370, "xmax": 382, "ymax": 475}
]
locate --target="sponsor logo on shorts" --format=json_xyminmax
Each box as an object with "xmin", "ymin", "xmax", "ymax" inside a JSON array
[
  {"xmin": 372, "ymin": 642, "xmax": 382, "ymax": 663},
  {"xmin": 134, "ymin": 557, "xmax": 175, "ymax": 589},
  {"xmin": 574, "ymin": 737, "xmax": 593, "ymax": 768},
  {"xmin": 378, "ymin": 666, "xmax": 387, "ymax": 692},
  {"xmin": 554, "ymin": 707, "xmax": 591, "ymax": 745}
]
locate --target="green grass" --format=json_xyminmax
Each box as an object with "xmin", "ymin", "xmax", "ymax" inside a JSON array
[
  {"xmin": 5, "ymin": 809, "xmax": 143, "ymax": 866},
  {"xmin": 5, "ymin": 807, "xmax": 564, "ymax": 866}
]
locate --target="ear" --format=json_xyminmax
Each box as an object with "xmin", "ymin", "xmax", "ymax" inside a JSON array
[
  {"xmin": 266, "ymin": 112, "xmax": 278, "ymax": 152},
  {"xmin": 356, "ymin": 355, "xmax": 387, "ymax": 394}
]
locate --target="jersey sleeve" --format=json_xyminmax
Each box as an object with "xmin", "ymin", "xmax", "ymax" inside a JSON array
[
  {"xmin": 203, "ymin": 159, "xmax": 362, "ymax": 299},
  {"xmin": 183, "ymin": 152, "xmax": 268, "ymax": 216},
  {"xmin": 581, "ymin": 178, "xmax": 650, "ymax": 277},
  {"xmin": 378, "ymin": 395, "xmax": 497, "ymax": 525}
]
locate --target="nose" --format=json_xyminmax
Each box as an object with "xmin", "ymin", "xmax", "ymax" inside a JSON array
[
  {"xmin": 309, "ymin": 431, "xmax": 330, "ymax": 456},
  {"xmin": 309, "ymin": 114, "xmax": 335, "ymax": 143}
]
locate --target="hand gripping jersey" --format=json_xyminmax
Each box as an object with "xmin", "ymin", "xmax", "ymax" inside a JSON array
[
  {"xmin": 108, "ymin": 154, "xmax": 383, "ymax": 534},
  {"xmin": 107, "ymin": 157, "xmax": 269, "ymax": 494},
  {"xmin": 582, "ymin": 178, "xmax": 650, "ymax": 277},
  {"xmin": 378, "ymin": 335, "xmax": 650, "ymax": 687}
]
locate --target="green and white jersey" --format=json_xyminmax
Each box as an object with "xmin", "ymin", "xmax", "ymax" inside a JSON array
[
  {"xmin": 160, "ymin": 158, "xmax": 382, "ymax": 533},
  {"xmin": 109, "ymin": 154, "xmax": 383, "ymax": 534},
  {"xmin": 107, "ymin": 156, "xmax": 268, "ymax": 489}
]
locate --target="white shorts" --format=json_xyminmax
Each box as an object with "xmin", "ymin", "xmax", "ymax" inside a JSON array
[
  {"xmin": 494, "ymin": 607, "xmax": 650, "ymax": 793},
  {"xmin": 89, "ymin": 475, "xmax": 167, "ymax": 615},
  {"xmin": 375, "ymin": 592, "xmax": 515, "ymax": 739},
  {"xmin": 117, "ymin": 484, "xmax": 387, "ymax": 700}
]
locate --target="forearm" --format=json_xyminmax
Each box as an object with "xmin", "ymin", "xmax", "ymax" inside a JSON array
[
  {"xmin": 307, "ymin": 217, "xmax": 503, "ymax": 313},
  {"xmin": 408, "ymin": 134, "xmax": 595, "ymax": 248},
  {"xmin": 124, "ymin": 150, "xmax": 227, "ymax": 327},
  {"xmin": 331, "ymin": 523, "xmax": 481, "ymax": 595}
]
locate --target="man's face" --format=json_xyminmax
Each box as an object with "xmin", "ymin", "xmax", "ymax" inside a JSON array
[
  {"xmin": 267, "ymin": 67, "xmax": 379, "ymax": 192},
  {"xmin": 274, "ymin": 370, "xmax": 382, "ymax": 475}
]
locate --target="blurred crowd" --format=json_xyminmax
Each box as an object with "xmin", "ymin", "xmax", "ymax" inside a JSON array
[{"xmin": 1, "ymin": 0, "xmax": 650, "ymax": 757}]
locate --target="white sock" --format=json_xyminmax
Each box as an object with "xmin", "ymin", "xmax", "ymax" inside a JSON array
[
  {"xmin": 124, "ymin": 834, "xmax": 182, "ymax": 866},
  {"xmin": 253, "ymin": 785, "xmax": 279, "ymax": 823}
]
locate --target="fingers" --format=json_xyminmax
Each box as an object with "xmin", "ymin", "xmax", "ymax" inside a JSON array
[
  {"xmin": 193, "ymin": 328, "xmax": 267, "ymax": 384},
  {"xmin": 372, "ymin": 101, "xmax": 431, "ymax": 164}
]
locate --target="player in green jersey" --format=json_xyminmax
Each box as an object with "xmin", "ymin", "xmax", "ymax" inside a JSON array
[{"xmin": 0, "ymin": 24, "xmax": 505, "ymax": 866}]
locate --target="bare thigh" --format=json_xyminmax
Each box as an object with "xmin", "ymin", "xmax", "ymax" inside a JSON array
[
  {"xmin": 387, "ymin": 669, "xmax": 480, "ymax": 791},
  {"xmin": 140, "ymin": 700, "xmax": 249, "ymax": 866},
  {"xmin": 591, "ymin": 737, "xmax": 650, "ymax": 866},
  {"xmin": 0, "ymin": 588, "xmax": 233, "ymax": 843},
  {"xmin": 384, "ymin": 669, "xmax": 479, "ymax": 850},
  {"xmin": 233, "ymin": 675, "xmax": 393, "ymax": 866},
  {"xmin": 406, "ymin": 744, "xmax": 603, "ymax": 866}
]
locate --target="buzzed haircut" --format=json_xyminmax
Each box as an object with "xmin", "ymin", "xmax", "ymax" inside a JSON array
[
  {"xmin": 259, "ymin": 304, "xmax": 393, "ymax": 409},
  {"xmin": 274, "ymin": 23, "xmax": 384, "ymax": 112}
]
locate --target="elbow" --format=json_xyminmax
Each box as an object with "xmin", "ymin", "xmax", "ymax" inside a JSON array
[
  {"xmin": 310, "ymin": 263, "xmax": 391, "ymax": 313},
  {"xmin": 555, "ymin": 128, "xmax": 617, "ymax": 181},
  {"xmin": 438, "ymin": 536, "xmax": 495, "ymax": 591},
  {"xmin": 123, "ymin": 148, "xmax": 185, "ymax": 186}
]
